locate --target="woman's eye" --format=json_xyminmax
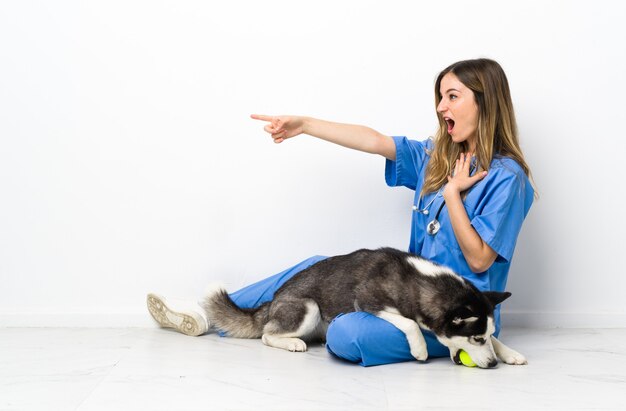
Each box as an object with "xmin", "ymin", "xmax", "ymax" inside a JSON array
[{"xmin": 450, "ymin": 94, "xmax": 457, "ymax": 100}]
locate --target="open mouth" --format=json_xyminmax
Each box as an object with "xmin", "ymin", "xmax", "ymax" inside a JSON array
[{"xmin": 445, "ymin": 118, "xmax": 455, "ymax": 133}]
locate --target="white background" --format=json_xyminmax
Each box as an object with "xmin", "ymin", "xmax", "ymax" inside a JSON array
[{"xmin": 1, "ymin": 0, "xmax": 624, "ymax": 327}]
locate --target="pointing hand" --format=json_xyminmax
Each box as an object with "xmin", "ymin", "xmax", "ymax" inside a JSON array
[{"xmin": 250, "ymin": 114, "xmax": 305, "ymax": 144}]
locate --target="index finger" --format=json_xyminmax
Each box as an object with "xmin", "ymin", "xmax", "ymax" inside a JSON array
[
  {"xmin": 250, "ymin": 114, "xmax": 273, "ymax": 121},
  {"xmin": 463, "ymin": 152, "xmax": 471, "ymax": 169}
]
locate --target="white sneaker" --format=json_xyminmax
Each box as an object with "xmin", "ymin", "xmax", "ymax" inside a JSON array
[{"xmin": 147, "ymin": 293, "xmax": 209, "ymax": 336}]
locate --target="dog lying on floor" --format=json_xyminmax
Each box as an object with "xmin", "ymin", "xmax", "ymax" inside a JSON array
[{"xmin": 202, "ymin": 247, "xmax": 527, "ymax": 368}]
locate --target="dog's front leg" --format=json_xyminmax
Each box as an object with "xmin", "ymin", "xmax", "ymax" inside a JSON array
[
  {"xmin": 376, "ymin": 309, "xmax": 428, "ymax": 361},
  {"xmin": 491, "ymin": 336, "xmax": 528, "ymax": 365}
]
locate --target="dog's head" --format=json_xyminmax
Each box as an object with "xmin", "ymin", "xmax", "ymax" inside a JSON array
[{"xmin": 433, "ymin": 290, "xmax": 511, "ymax": 368}]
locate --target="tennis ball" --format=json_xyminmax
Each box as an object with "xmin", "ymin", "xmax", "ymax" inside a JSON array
[{"xmin": 459, "ymin": 350, "xmax": 477, "ymax": 367}]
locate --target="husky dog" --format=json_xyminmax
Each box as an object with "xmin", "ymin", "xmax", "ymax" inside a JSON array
[{"xmin": 202, "ymin": 247, "xmax": 527, "ymax": 368}]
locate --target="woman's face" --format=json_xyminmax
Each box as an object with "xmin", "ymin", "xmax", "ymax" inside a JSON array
[{"xmin": 437, "ymin": 72, "xmax": 479, "ymax": 151}]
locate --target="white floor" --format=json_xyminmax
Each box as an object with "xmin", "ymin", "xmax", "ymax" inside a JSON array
[{"xmin": 1, "ymin": 327, "xmax": 625, "ymax": 410}]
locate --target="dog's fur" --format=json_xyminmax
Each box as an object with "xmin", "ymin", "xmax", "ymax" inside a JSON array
[{"xmin": 202, "ymin": 247, "xmax": 527, "ymax": 368}]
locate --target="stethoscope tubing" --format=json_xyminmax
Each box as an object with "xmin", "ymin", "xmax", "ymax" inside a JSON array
[{"xmin": 414, "ymin": 161, "xmax": 477, "ymax": 236}]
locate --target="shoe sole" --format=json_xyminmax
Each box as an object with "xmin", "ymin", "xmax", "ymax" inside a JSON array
[{"xmin": 146, "ymin": 293, "xmax": 206, "ymax": 336}]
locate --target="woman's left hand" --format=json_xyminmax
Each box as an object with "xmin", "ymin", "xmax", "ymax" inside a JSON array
[{"xmin": 444, "ymin": 153, "xmax": 488, "ymax": 196}]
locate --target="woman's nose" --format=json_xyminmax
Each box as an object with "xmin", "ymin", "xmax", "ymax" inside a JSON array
[{"xmin": 437, "ymin": 99, "xmax": 447, "ymax": 113}]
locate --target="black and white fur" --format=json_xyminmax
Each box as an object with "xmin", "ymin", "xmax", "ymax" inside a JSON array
[{"xmin": 202, "ymin": 247, "xmax": 527, "ymax": 368}]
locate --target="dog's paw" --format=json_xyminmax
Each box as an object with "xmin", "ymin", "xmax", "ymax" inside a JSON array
[
  {"xmin": 499, "ymin": 348, "xmax": 528, "ymax": 365},
  {"xmin": 410, "ymin": 344, "xmax": 429, "ymax": 362},
  {"xmin": 262, "ymin": 335, "xmax": 308, "ymax": 352},
  {"xmin": 287, "ymin": 339, "xmax": 307, "ymax": 352}
]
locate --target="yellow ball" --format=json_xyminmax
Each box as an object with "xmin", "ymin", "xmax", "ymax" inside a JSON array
[{"xmin": 459, "ymin": 350, "xmax": 477, "ymax": 367}]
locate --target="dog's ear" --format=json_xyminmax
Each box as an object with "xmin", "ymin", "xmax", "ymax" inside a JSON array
[{"xmin": 483, "ymin": 291, "xmax": 512, "ymax": 307}]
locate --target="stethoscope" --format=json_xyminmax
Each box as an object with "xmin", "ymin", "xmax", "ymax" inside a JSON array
[
  {"xmin": 412, "ymin": 188, "xmax": 446, "ymax": 235},
  {"xmin": 412, "ymin": 159, "xmax": 478, "ymax": 236}
]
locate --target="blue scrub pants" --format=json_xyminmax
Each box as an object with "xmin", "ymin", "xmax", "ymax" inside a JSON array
[{"xmin": 228, "ymin": 255, "xmax": 450, "ymax": 367}]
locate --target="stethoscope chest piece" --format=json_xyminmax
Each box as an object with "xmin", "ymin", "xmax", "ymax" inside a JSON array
[
  {"xmin": 426, "ymin": 198, "xmax": 446, "ymax": 236},
  {"xmin": 427, "ymin": 218, "xmax": 441, "ymax": 235}
]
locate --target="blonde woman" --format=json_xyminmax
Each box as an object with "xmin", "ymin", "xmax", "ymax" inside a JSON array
[{"xmin": 147, "ymin": 58, "xmax": 534, "ymax": 366}]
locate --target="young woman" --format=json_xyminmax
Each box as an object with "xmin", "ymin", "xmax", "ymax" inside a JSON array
[{"xmin": 147, "ymin": 58, "xmax": 535, "ymax": 366}]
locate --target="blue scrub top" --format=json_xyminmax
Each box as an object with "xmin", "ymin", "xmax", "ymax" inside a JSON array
[{"xmin": 385, "ymin": 137, "xmax": 534, "ymax": 328}]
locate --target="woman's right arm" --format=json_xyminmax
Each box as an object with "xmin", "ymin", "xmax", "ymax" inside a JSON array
[{"xmin": 250, "ymin": 114, "xmax": 397, "ymax": 161}]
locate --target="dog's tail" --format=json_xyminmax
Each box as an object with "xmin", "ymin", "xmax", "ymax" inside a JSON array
[{"xmin": 201, "ymin": 283, "xmax": 269, "ymax": 338}]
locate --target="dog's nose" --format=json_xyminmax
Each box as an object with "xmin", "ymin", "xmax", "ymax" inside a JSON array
[{"xmin": 487, "ymin": 359, "xmax": 498, "ymax": 368}]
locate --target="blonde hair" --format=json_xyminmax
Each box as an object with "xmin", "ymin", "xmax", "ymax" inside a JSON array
[{"xmin": 422, "ymin": 58, "xmax": 535, "ymax": 196}]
